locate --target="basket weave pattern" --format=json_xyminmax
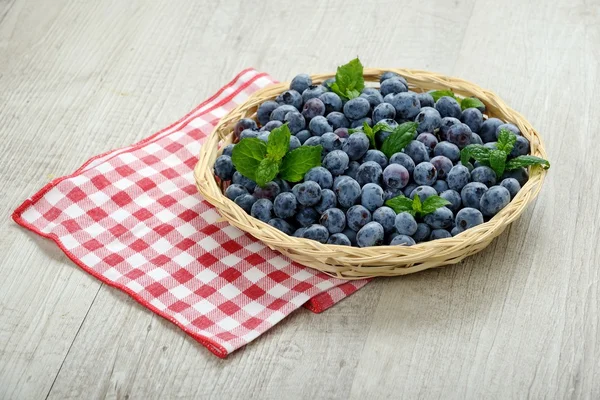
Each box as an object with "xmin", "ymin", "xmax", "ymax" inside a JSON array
[{"xmin": 194, "ymin": 69, "xmax": 548, "ymax": 279}]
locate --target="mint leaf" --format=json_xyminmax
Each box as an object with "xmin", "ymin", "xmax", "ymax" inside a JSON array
[
  {"xmin": 329, "ymin": 58, "xmax": 365, "ymax": 100},
  {"xmin": 279, "ymin": 146, "xmax": 322, "ymax": 182},
  {"xmin": 255, "ymin": 158, "xmax": 280, "ymax": 187},
  {"xmin": 505, "ymin": 155, "xmax": 550, "ymax": 171},
  {"xmin": 489, "ymin": 150, "xmax": 507, "ymax": 178},
  {"xmin": 362, "ymin": 122, "xmax": 376, "ymax": 149},
  {"xmin": 421, "ymin": 196, "xmax": 451, "ymax": 215},
  {"xmin": 460, "ymin": 97, "xmax": 485, "ymax": 111},
  {"xmin": 267, "ymin": 123, "xmax": 291, "ymax": 161},
  {"xmin": 380, "ymin": 122, "xmax": 418, "ymax": 158},
  {"xmin": 413, "ymin": 194, "xmax": 422, "ymax": 215},
  {"xmin": 372, "ymin": 121, "xmax": 395, "ymax": 133},
  {"xmin": 430, "ymin": 90, "xmax": 456, "ymax": 102},
  {"xmin": 385, "ymin": 195, "xmax": 414, "ymax": 215},
  {"xmin": 496, "ymin": 129, "xmax": 517, "ymax": 153},
  {"xmin": 231, "ymin": 138, "xmax": 267, "ymax": 181},
  {"xmin": 461, "ymin": 144, "xmax": 491, "ymax": 165}
]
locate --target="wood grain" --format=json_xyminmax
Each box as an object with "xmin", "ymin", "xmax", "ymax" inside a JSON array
[{"xmin": 1, "ymin": 0, "xmax": 598, "ymax": 398}]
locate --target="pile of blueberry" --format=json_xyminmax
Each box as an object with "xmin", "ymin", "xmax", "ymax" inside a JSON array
[{"xmin": 213, "ymin": 59, "xmax": 549, "ymax": 247}]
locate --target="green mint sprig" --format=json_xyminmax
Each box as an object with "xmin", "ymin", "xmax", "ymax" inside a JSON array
[
  {"xmin": 329, "ymin": 58, "xmax": 365, "ymax": 100},
  {"xmin": 460, "ymin": 128, "xmax": 550, "ymax": 178},
  {"xmin": 430, "ymin": 89, "xmax": 456, "ymax": 102},
  {"xmin": 348, "ymin": 121, "xmax": 395, "ymax": 149},
  {"xmin": 380, "ymin": 122, "xmax": 418, "ymax": 158},
  {"xmin": 385, "ymin": 194, "xmax": 450, "ymax": 218},
  {"xmin": 231, "ymin": 123, "xmax": 322, "ymax": 187}
]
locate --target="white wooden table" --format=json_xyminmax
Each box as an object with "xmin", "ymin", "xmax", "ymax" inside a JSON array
[{"xmin": 1, "ymin": 0, "xmax": 599, "ymax": 398}]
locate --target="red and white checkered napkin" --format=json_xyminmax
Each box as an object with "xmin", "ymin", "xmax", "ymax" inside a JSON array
[{"xmin": 13, "ymin": 69, "xmax": 369, "ymax": 358}]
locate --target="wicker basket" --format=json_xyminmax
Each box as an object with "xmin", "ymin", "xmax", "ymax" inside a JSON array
[{"xmin": 194, "ymin": 68, "xmax": 549, "ymax": 279}]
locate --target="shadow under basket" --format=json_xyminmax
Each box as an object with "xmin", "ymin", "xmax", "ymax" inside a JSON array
[{"xmin": 194, "ymin": 68, "xmax": 549, "ymax": 279}]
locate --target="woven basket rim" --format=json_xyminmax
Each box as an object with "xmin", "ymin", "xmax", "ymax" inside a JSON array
[{"xmin": 194, "ymin": 68, "xmax": 548, "ymax": 279}]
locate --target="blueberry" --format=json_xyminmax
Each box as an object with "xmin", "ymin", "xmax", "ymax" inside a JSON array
[
  {"xmin": 289, "ymin": 136, "xmax": 301, "ymax": 151},
  {"xmin": 320, "ymin": 208, "xmax": 346, "ymax": 234},
  {"xmin": 295, "ymin": 130, "xmax": 312, "ymax": 144},
  {"xmin": 304, "ymin": 167, "xmax": 333, "ymax": 190},
  {"xmin": 293, "ymin": 181, "xmax": 322, "ymax": 206},
  {"xmin": 323, "ymin": 150, "xmax": 350, "ymax": 176},
  {"xmin": 276, "ymin": 90, "xmax": 303, "ymax": 110},
  {"xmin": 303, "ymin": 136, "xmax": 322, "ymax": 147},
  {"xmin": 455, "ymin": 207, "xmax": 484, "ymax": 232},
  {"xmin": 334, "ymin": 127, "xmax": 350, "ymax": 138},
  {"xmin": 356, "ymin": 221, "xmax": 385, "ymax": 247},
  {"xmin": 327, "ymin": 112, "xmax": 350, "ymax": 130},
  {"xmin": 232, "ymin": 171, "xmax": 256, "ymax": 192},
  {"xmin": 295, "ymin": 207, "xmax": 319, "ymax": 227},
  {"xmin": 221, "ymin": 143, "xmax": 235, "ymax": 157},
  {"xmin": 362, "ymin": 150, "xmax": 388, "ymax": 169},
  {"xmin": 388, "ymin": 92, "xmax": 421, "ymax": 119},
  {"xmin": 334, "ymin": 177, "xmax": 361, "ymax": 208},
  {"xmin": 372, "ymin": 206, "xmax": 396, "ymax": 234},
  {"xmin": 390, "ymin": 234, "xmax": 416, "ymax": 246},
  {"xmin": 293, "ymin": 227, "xmax": 308, "ymax": 237},
  {"xmin": 451, "ymin": 227, "xmax": 460, "ymax": 236},
  {"xmin": 321, "ymin": 132, "xmax": 343, "ymax": 152},
  {"xmin": 327, "ymin": 233, "xmax": 352, "ymax": 246},
  {"xmin": 214, "ymin": 155, "xmax": 235, "ymax": 180},
  {"xmin": 343, "ymin": 97, "xmax": 371, "ymax": 120},
  {"xmin": 257, "ymin": 100, "xmax": 279, "ymax": 126},
  {"xmin": 502, "ymin": 167, "xmax": 529, "ymax": 186},
  {"xmin": 447, "ymin": 123, "xmax": 472, "ymax": 148},
  {"xmin": 403, "ymin": 183, "xmax": 418, "ymax": 197},
  {"xmin": 440, "ymin": 189, "xmax": 462, "ymax": 213},
  {"xmin": 500, "ymin": 178, "xmax": 521, "ymax": 199},
  {"xmin": 413, "ymin": 162, "xmax": 437, "ymax": 186},
  {"xmin": 435, "ymin": 96, "xmax": 461, "ymax": 119},
  {"xmin": 416, "ymin": 132, "xmax": 439, "ymax": 154},
  {"xmin": 460, "ymin": 182, "xmax": 488, "ymax": 209},
  {"xmin": 416, "ymin": 92, "xmax": 435, "ymax": 108},
  {"xmin": 333, "ymin": 175, "xmax": 352, "ymax": 191},
  {"xmin": 240, "ymin": 129, "xmax": 259, "ymax": 140},
  {"xmin": 302, "ymin": 224, "xmax": 329, "ymax": 243},
  {"xmin": 470, "ymin": 166, "xmax": 497, "ymax": 187},
  {"xmin": 350, "ymin": 117, "xmax": 373, "ymax": 129},
  {"xmin": 268, "ymin": 218, "xmax": 294, "ymax": 235},
  {"xmin": 309, "ymin": 115, "xmax": 333, "ymax": 136},
  {"xmin": 385, "ymin": 187, "xmax": 404, "ymax": 200},
  {"xmin": 342, "ymin": 132, "xmax": 370, "ymax": 161},
  {"xmin": 447, "ymin": 165, "xmax": 471, "ymax": 191},
  {"xmin": 315, "ymin": 189, "xmax": 337, "ymax": 213},
  {"xmin": 424, "ymin": 207, "xmax": 454, "ymax": 229},
  {"xmin": 395, "ymin": 212, "xmax": 418, "ymax": 235},
  {"xmin": 479, "ymin": 118, "xmax": 503, "ymax": 143},
  {"xmin": 379, "ymin": 71, "xmax": 407, "ymax": 85},
  {"xmin": 415, "ymin": 107, "xmax": 442, "ymax": 134},
  {"xmin": 383, "ymin": 163, "xmax": 410, "ymax": 189},
  {"xmin": 496, "ymin": 123, "xmax": 521, "ymax": 138},
  {"xmin": 361, "ymin": 183, "xmax": 385, "ymax": 212},
  {"xmin": 410, "ymin": 185, "xmax": 438, "ymax": 202},
  {"xmin": 356, "ymin": 161, "xmax": 383, "ymax": 186},
  {"xmin": 342, "ymin": 227, "xmax": 358, "ymax": 246},
  {"xmin": 258, "ymin": 132, "xmax": 270, "ymax": 142},
  {"xmin": 319, "ymin": 92, "xmax": 343, "ymax": 114},
  {"xmin": 225, "ymin": 184, "xmax": 248, "ymax": 200},
  {"xmin": 234, "ymin": 118, "xmax": 258, "ymax": 138},
  {"xmin": 470, "ymin": 132, "xmax": 483, "ymax": 145},
  {"xmin": 302, "ymin": 85, "xmax": 327, "ymax": 102},
  {"xmin": 375, "ymin": 125, "xmax": 396, "ymax": 148},
  {"xmin": 284, "ymin": 111, "xmax": 306, "ymax": 133},
  {"xmin": 460, "ymin": 108, "xmax": 483, "ymax": 133},
  {"xmin": 251, "ymin": 199, "xmax": 273, "ymax": 222},
  {"xmin": 403, "ymin": 140, "xmax": 430, "ymax": 164},
  {"xmin": 270, "ymin": 105, "xmax": 298, "ymax": 122},
  {"xmin": 389, "ymin": 152, "xmax": 416, "ymax": 175},
  {"xmin": 430, "ymin": 155, "xmax": 453, "ymax": 180},
  {"xmin": 372, "ymin": 103, "xmax": 396, "ymax": 123},
  {"xmin": 345, "ymin": 161, "xmax": 360, "ymax": 180},
  {"xmin": 273, "ymin": 192, "xmax": 297, "ymax": 219},
  {"xmin": 439, "ymin": 117, "xmax": 461, "ymax": 140},
  {"xmin": 346, "ymin": 205, "xmax": 372, "ymax": 231},
  {"xmin": 274, "ymin": 177, "xmax": 292, "ymax": 193},
  {"xmin": 360, "ymin": 87, "xmax": 384, "ymax": 108},
  {"xmin": 432, "ymin": 180, "xmax": 449, "ymax": 193},
  {"xmin": 261, "ymin": 120, "xmax": 283, "ymax": 132},
  {"xmin": 509, "ymin": 136, "xmax": 530, "ymax": 158},
  {"xmin": 290, "ymin": 74, "xmax": 312, "ymax": 94},
  {"xmin": 234, "ymin": 194, "xmax": 257, "ymax": 213},
  {"xmin": 480, "ymin": 185, "xmax": 511, "ymax": 217},
  {"xmin": 380, "ymin": 78, "xmax": 408, "ymax": 96},
  {"xmin": 302, "ymin": 98, "xmax": 326, "ymax": 120},
  {"xmin": 429, "ymin": 229, "xmax": 452, "ymax": 240},
  {"xmin": 412, "ymin": 223, "xmax": 431, "ymax": 243}
]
